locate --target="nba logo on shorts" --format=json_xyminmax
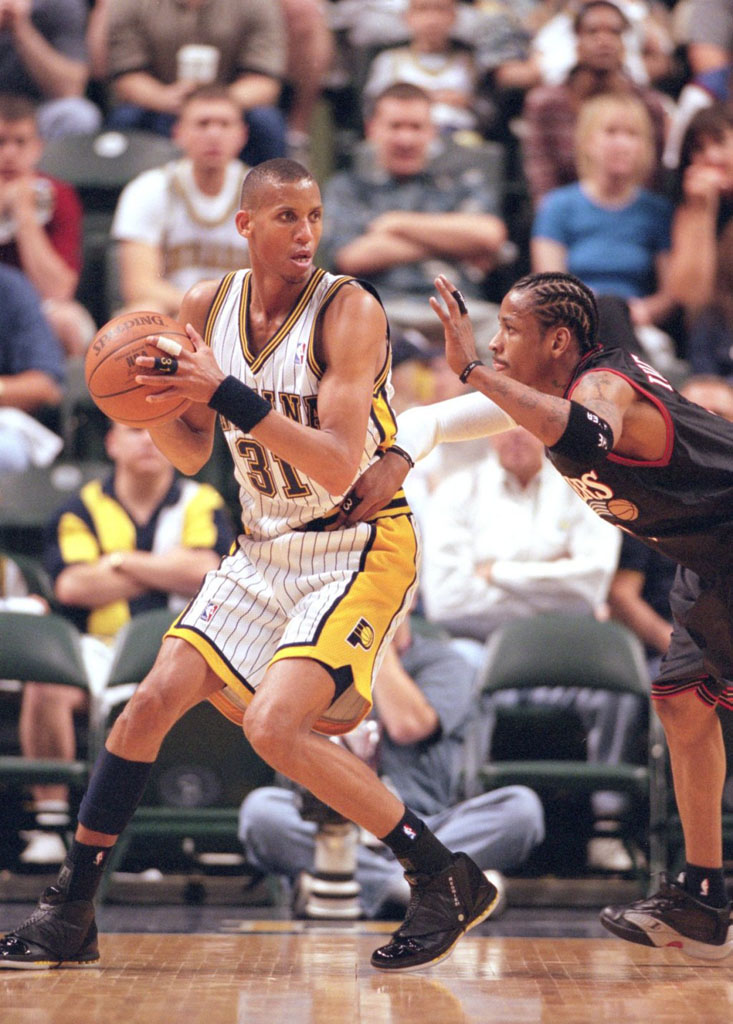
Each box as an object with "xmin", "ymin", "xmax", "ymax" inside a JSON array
[
  {"xmin": 200, "ymin": 601, "xmax": 219, "ymax": 623},
  {"xmin": 346, "ymin": 617, "xmax": 374, "ymax": 650},
  {"xmin": 402, "ymin": 823, "xmax": 417, "ymax": 841}
]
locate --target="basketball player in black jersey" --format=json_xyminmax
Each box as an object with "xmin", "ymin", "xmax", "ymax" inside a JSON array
[{"xmin": 342, "ymin": 270, "xmax": 733, "ymax": 959}]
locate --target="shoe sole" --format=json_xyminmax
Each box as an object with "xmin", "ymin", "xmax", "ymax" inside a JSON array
[
  {"xmin": 371, "ymin": 883, "xmax": 500, "ymax": 973},
  {"xmin": 600, "ymin": 914, "xmax": 733, "ymax": 961},
  {"xmin": 0, "ymin": 956, "xmax": 100, "ymax": 971}
]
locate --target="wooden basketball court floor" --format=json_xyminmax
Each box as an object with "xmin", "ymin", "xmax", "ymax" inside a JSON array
[{"xmin": 2, "ymin": 921, "xmax": 733, "ymax": 1024}]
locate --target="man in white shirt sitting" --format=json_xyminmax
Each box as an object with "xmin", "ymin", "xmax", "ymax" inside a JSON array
[
  {"xmin": 421, "ymin": 425, "xmax": 620, "ymax": 642},
  {"xmin": 110, "ymin": 86, "xmax": 250, "ymax": 317}
]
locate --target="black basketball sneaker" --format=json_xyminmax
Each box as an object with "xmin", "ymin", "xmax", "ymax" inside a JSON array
[
  {"xmin": 371, "ymin": 852, "xmax": 498, "ymax": 971},
  {"xmin": 600, "ymin": 874, "xmax": 733, "ymax": 960},
  {"xmin": 0, "ymin": 885, "xmax": 99, "ymax": 969}
]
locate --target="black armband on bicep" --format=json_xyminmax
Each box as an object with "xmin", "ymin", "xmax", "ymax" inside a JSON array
[
  {"xmin": 208, "ymin": 375, "xmax": 272, "ymax": 432},
  {"xmin": 549, "ymin": 400, "xmax": 614, "ymax": 465}
]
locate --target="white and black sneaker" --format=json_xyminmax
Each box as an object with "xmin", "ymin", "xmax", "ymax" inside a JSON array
[{"xmin": 600, "ymin": 873, "xmax": 733, "ymax": 960}]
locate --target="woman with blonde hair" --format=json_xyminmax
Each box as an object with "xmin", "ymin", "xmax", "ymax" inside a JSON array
[{"xmin": 531, "ymin": 91, "xmax": 680, "ymax": 370}]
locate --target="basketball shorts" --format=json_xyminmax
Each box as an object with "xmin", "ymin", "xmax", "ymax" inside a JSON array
[
  {"xmin": 166, "ymin": 513, "xmax": 419, "ymax": 735},
  {"xmin": 652, "ymin": 565, "xmax": 733, "ymax": 712}
]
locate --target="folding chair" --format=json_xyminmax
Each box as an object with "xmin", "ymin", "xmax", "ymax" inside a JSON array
[
  {"xmin": 467, "ymin": 613, "xmax": 667, "ymax": 886},
  {"xmin": 95, "ymin": 609, "xmax": 274, "ymax": 899},
  {"xmin": 0, "ymin": 611, "xmax": 93, "ymax": 863}
]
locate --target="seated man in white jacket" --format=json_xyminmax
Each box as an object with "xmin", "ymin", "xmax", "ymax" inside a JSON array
[{"xmin": 421, "ymin": 425, "xmax": 620, "ymax": 647}]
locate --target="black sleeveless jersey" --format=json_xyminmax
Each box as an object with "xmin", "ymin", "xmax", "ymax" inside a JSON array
[{"xmin": 545, "ymin": 346, "xmax": 733, "ymax": 582}]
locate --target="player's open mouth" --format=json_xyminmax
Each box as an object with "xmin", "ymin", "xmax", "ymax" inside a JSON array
[{"xmin": 291, "ymin": 252, "xmax": 312, "ymax": 265}]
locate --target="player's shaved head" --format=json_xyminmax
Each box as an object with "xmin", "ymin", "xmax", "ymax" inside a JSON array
[{"xmin": 239, "ymin": 158, "xmax": 317, "ymax": 210}]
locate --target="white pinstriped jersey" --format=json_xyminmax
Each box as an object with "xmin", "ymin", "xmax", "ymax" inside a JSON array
[{"xmin": 204, "ymin": 268, "xmax": 397, "ymax": 540}]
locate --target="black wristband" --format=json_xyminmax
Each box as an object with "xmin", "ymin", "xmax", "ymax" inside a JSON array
[
  {"xmin": 208, "ymin": 375, "xmax": 272, "ymax": 433},
  {"xmin": 387, "ymin": 444, "xmax": 415, "ymax": 469},
  {"xmin": 459, "ymin": 359, "xmax": 483, "ymax": 383},
  {"xmin": 549, "ymin": 400, "xmax": 614, "ymax": 465}
]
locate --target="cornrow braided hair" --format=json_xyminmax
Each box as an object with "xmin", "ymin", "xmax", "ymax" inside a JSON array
[{"xmin": 512, "ymin": 272, "xmax": 599, "ymax": 354}]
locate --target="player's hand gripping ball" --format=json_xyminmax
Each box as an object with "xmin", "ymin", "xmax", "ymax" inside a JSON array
[{"xmin": 85, "ymin": 312, "xmax": 194, "ymax": 427}]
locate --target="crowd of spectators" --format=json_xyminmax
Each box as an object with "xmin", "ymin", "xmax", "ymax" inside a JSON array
[{"xmin": 2, "ymin": 0, "xmax": 733, "ymax": 901}]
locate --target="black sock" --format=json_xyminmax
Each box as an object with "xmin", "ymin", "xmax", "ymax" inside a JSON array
[
  {"xmin": 684, "ymin": 862, "xmax": 728, "ymax": 908},
  {"xmin": 380, "ymin": 807, "xmax": 453, "ymax": 875},
  {"xmin": 56, "ymin": 840, "xmax": 111, "ymax": 902}
]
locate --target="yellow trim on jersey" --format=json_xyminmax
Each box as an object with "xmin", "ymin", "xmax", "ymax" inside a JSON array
[
  {"xmin": 368, "ymin": 489, "xmax": 410, "ymax": 519},
  {"xmin": 372, "ymin": 385, "xmax": 398, "ymax": 448},
  {"xmin": 166, "ymin": 618, "xmax": 252, "ymax": 700},
  {"xmin": 305, "ymin": 275, "xmax": 358, "ymax": 379},
  {"xmin": 203, "ymin": 272, "xmax": 237, "ymax": 348},
  {"xmin": 374, "ymin": 347, "xmax": 391, "ymax": 392},
  {"xmin": 241, "ymin": 268, "xmax": 327, "ymax": 373}
]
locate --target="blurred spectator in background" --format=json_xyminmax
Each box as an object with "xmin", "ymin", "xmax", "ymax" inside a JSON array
[
  {"xmin": 327, "ymin": 1, "xmax": 540, "ymax": 150},
  {"xmin": 0, "ymin": 93, "xmax": 95, "ymax": 355},
  {"xmin": 362, "ymin": 0, "xmax": 480, "ymax": 137},
  {"xmin": 420, "ymin": 425, "xmax": 620, "ymax": 650},
  {"xmin": 529, "ymin": 0, "xmax": 675, "ymax": 89},
  {"xmin": 279, "ymin": 0, "xmax": 334, "ymax": 164},
  {"xmin": 531, "ymin": 92, "xmax": 680, "ymax": 376},
  {"xmin": 0, "ymin": 0, "xmax": 101, "ymax": 140},
  {"xmin": 110, "ymin": 86, "xmax": 249, "ymax": 318},
  {"xmin": 0, "ymin": 263, "xmax": 63, "ymax": 474},
  {"xmin": 666, "ymin": 104, "xmax": 733, "ymax": 378},
  {"xmin": 682, "ymin": 0, "xmax": 733, "ymax": 80},
  {"xmin": 663, "ymin": 0, "xmax": 733, "ymax": 170},
  {"xmin": 105, "ymin": 0, "xmax": 287, "ymax": 167},
  {"xmin": 389, "ymin": 328, "xmax": 436, "ymax": 415},
  {"xmin": 240, "ymin": 615, "xmax": 544, "ymax": 919},
  {"xmin": 681, "ymin": 370, "xmax": 733, "ymax": 419},
  {"xmin": 321, "ymin": 82, "xmax": 507, "ymax": 352},
  {"xmin": 521, "ymin": 1, "xmax": 669, "ymax": 208},
  {"xmin": 18, "ymin": 420, "xmax": 235, "ymax": 864}
]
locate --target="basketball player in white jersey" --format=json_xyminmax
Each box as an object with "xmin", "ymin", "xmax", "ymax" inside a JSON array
[{"xmin": 0, "ymin": 160, "xmax": 496, "ymax": 973}]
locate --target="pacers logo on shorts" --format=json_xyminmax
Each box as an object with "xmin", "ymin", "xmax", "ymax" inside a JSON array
[{"xmin": 346, "ymin": 617, "xmax": 375, "ymax": 650}]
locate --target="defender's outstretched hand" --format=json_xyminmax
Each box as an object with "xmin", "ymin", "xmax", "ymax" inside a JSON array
[{"xmin": 430, "ymin": 274, "xmax": 481, "ymax": 378}]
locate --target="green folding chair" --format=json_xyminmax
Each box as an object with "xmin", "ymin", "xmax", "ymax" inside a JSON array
[
  {"xmin": 0, "ymin": 611, "xmax": 92, "ymax": 862},
  {"xmin": 96, "ymin": 609, "xmax": 274, "ymax": 900},
  {"xmin": 468, "ymin": 613, "xmax": 667, "ymax": 886}
]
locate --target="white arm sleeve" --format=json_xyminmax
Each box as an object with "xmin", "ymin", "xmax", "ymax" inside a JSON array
[{"xmin": 396, "ymin": 393, "xmax": 515, "ymax": 463}]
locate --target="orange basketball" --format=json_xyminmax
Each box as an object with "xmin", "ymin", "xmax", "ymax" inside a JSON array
[{"xmin": 85, "ymin": 312, "xmax": 194, "ymax": 428}]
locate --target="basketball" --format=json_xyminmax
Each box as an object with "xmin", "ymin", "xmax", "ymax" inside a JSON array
[{"xmin": 85, "ymin": 311, "xmax": 194, "ymax": 428}]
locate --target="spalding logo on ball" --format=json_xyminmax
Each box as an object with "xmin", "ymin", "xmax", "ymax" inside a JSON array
[{"xmin": 85, "ymin": 311, "xmax": 194, "ymax": 428}]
